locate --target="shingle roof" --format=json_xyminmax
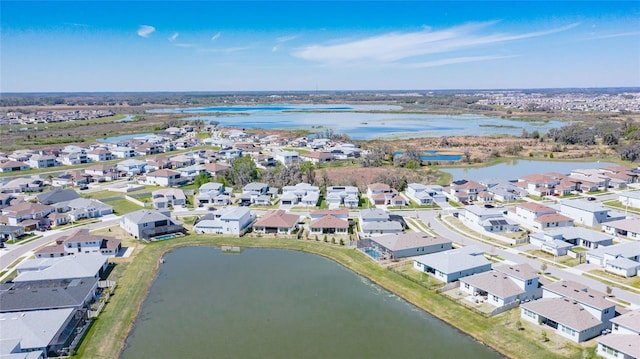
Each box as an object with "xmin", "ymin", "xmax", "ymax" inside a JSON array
[
  {"xmin": 544, "ymin": 280, "xmax": 614, "ymax": 310},
  {"xmin": 521, "ymin": 297, "xmax": 602, "ymax": 332},
  {"xmin": 597, "ymin": 335, "xmax": 640, "ymax": 358},
  {"xmin": 309, "ymin": 215, "xmax": 348, "ymax": 229},
  {"xmin": 611, "ymin": 309, "xmax": 640, "ymax": 332},
  {"xmin": 461, "ymin": 271, "xmax": 525, "ymax": 299},
  {"xmin": 0, "ymin": 309, "xmax": 76, "ymax": 351},
  {"xmin": 414, "ymin": 246, "xmax": 490, "ymax": 274},
  {"xmin": 0, "ymin": 277, "xmax": 98, "ymax": 312},
  {"xmin": 494, "ymin": 263, "xmax": 538, "ymax": 281},
  {"xmin": 123, "ymin": 209, "xmax": 172, "ymax": 225},
  {"xmin": 371, "ymin": 232, "xmax": 451, "ymax": 252},
  {"xmin": 36, "ymin": 189, "xmax": 80, "ymax": 205},
  {"xmin": 253, "ymin": 210, "xmax": 299, "ymax": 228}
]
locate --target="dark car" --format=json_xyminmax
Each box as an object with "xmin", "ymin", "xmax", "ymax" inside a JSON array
[{"xmin": 587, "ymin": 196, "xmax": 596, "ymax": 201}]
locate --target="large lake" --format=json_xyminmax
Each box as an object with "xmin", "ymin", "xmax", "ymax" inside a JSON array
[
  {"xmin": 121, "ymin": 247, "xmax": 502, "ymax": 359},
  {"xmin": 148, "ymin": 104, "xmax": 563, "ymax": 140},
  {"xmin": 443, "ymin": 160, "xmax": 618, "ymax": 182}
]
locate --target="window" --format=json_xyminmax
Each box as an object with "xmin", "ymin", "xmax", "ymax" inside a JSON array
[
  {"xmin": 523, "ymin": 309, "xmax": 536, "ymax": 319},
  {"xmin": 464, "ymin": 283, "xmax": 470, "ymax": 289},
  {"xmin": 527, "ymin": 279, "xmax": 533, "ymax": 285}
]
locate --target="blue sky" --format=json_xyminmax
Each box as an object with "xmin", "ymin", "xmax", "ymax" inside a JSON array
[{"xmin": 2, "ymin": 1, "xmax": 639, "ymax": 92}]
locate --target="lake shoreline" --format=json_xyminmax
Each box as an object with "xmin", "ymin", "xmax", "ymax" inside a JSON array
[{"xmin": 77, "ymin": 236, "xmax": 582, "ymax": 359}]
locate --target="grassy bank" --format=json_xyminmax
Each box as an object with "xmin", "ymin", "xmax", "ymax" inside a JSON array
[{"xmin": 77, "ymin": 235, "xmax": 594, "ymax": 359}]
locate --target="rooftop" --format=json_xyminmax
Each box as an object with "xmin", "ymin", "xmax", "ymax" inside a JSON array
[
  {"xmin": 371, "ymin": 232, "xmax": 451, "ymax": 252},
  {"xmin": 521, "ymin": 297, "xmax": 602, "ymax": 332}
]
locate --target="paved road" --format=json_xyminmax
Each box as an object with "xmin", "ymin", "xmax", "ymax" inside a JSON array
[{"xmin": 410, "ymin": 209, "xmax": 640, "ymax": 308}]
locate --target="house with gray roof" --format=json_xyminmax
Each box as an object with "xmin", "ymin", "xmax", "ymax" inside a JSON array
[
  {"xmin": 14, "ymin": 253, "xmax": 108, "ymax": 282},
  {"xmin": 359, "ymin": 232, "xmax": 452, "ymax": 260},
  {"xmin": 359, "ymin": 208, "xmax": 404, "ymax": 236},
  {"xmin": 529, "ymin": 227, "xmax": 614, "ymax": 256},
  {"xmin": 0, "ymin": 225, "xmax": 24, "ymax": 243},
  {"xmin": 586, "ymin": 241, "xmax": 640, "ymax": 277},
  {"xmin": 412, "ymin": 246, "xmax": 491, "ymax": 283},
  {"xmin": 193, "ymin": 206, "xmax": 253, "ymax": 236},
  {"xmin": 602, "ymin": 217, "xmax": 640, "ymax": 240},
  {"xmin": 120, "ymin": 209, "xmax": 184, "ymax": 240},
  {"xmin": 325, "ymin": 186, "xmax": 359, "ymax": 209},
  {"xmin": 151, "ymin": 188, "xmax": 186, "ymax": 209},
  {"xmin": 197, "ymin": 182, "xmax": 226, "ymax": 206},
  {"xmin": 0, "ymin": 308, "xmax": 86, "ymax": 357},
  {"xmin": 459, "ymin": 263, "xmax": 541, "ymax": 308},
  {"xmin": 280, "ymin": 183, "xmax": 319, "ymax": 207},
  {"xmin": 54, "ymin": 197, "xmax": 113, "ymax": 220},
  {"xmin": 36, "ymin": 189, "xmax": 80, "ymax": 205},
  {"xmin": 618, "ymin": 191, "xmax": 640, "ymax": 209},
  {"xmin": 560, "ymin": 199, "xmax": 624, "ymax": 227},
  {"xmin": 596, "ymin": 309, "xmax": 640, "ymax": 359},
  {"xmin": 0, "ymin": 277, "xmax": 98, "ymax": 313},
  {"xmin": 461, "ymin": 205, "xmax": 520, "ymax": 233},
  {"xmin": 520, "ymin": 280, "xmax": 615, "ymax": 343},
  {"xmin": 116, "ymin": 159, "xmax": 146, "ymax": 175}
]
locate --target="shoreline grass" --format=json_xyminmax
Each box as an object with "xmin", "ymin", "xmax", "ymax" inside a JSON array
[{"xmin": 77, "ymin": 235, "xmax": 593, "ymax": 359}]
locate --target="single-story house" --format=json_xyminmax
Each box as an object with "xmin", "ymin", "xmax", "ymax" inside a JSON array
[
  {"xmin": 252, "ymin": 210, "xmax": 299, "ymax": 235},
  {"xmin": 120, "ymin": 209, "xmax": 184, "ymax": 240},
  {"xmin": 459, "ymin": 263, "xmax": 541, "ymax": 307},
  {"xmin": 360, "ymin": 232, "xmax": 452, "ymax": 260},
  {"xmin": 413, "ymin": 246, "xmax": 491, "ymax": 283}
]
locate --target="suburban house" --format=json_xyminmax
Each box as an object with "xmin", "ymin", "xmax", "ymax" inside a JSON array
[
  {"xmin": 0, "ymin": 160, "xmax": 30, "ymax": 173},
  {"xmin": 272, "ymin": 150, "xmax": 300, "ymax": 165},
  {"xmin": 596, "ymin": 309, "xmax": 640, "ymax": 359},
  {"xmin": 0, "ymin": 225, "xmax": 25, "ymax": 243},
  {"xmin": 197, "ymin": 182, "xmax": 230, "ymax": 206},
  {"xmin": 618, "ymin": 191, "xmax": 640, "ymax": 209},
  {"xmin": 54, "ymin": 198, "xmax": 114, "ymax": 221},
  {"xmin": 86, "ymin": 147, "xmax": 113, "ymax": 162},
  {"xmin": 520, "ymin": 280, "xmax": 615, "ymax": 343},
  {"xmin": 529, "ymin": 227, "xmax": 614, "ymax": 256},
  {"xmin": 84, "ymin": 164, "xmax": 119, "ymax": 182},
  {"xmin": 602, "ymin": 217, "xmax": 640, "ymax": 240},
  {"xmin": 309, "ymin": 208, "xmax": 349, "ymax": 220},
  {"xmin": 120, "ymin": 209, "xmax": 184, "ymax": 240},
  {"xmin": 37, "ymin": 189, "xmax": 80, "ymax": 205},
  {"xmin": 280, "ymin": 183, "xmax": 320, "ymax": 206},
  {"xmin": 326, "ymin": 186, "xmax": 359, "ymax": 209},
  {"xmin": 405, "ymin": 183, "xmax": 445, "ymax": 205},
  {"xmin": 14, "ymin": 253, "xmax": 108, "ymax": 282},
  {"xmin": 151, "ymin": 188, "xmax": 187, "ymax": 209},
  {"xmin": 0, "ymin": 277, "xmax": 99, "ymax": 313},
  {"xmin": 34, "ymin": 228, "xmax": 121, "ymax": 258},
  {"xmin": 242, "ymin": 182, "xmax": 269, "ymax": 197},
  {"xmin": 367, "ymin": 183, "xmax": 406, "ymax": 206},
  {"xmin": 460, "ymin": 205, "xmax": 520, "ymax": 233},
  {"xmin": 60, "ymin": 151, "xmax": 89, "ymax": 166},
  {"xmin": 586, "ymin": 242, "xmax": 640, "ymax": 277},
  {"xmin": 116, "ymin": 159, "xmax": 146, "ymax": 176},
  {"xmin": 252, "ymin": 210, "xmax": 300, "ymax": 235},
  {"xmin": 449, "ymin": 179, "xmax": 487, "ymax": 203},
  {"xmin": 193, "ymin": 206, "xmax": 253, "ymax": 236},
  {"xmin": 1, "ymin": 202, "xmax": 55, "ymax": 231},
  {"xmin": 111, "ymin": 145, "xmax": 137, "ymax": 159},
  {"xmin": 359, "ymin": 208, "xmax": 404, "ymax": 236},
  {"xmin": 308, "ymin": 213, "xmax": 349, "ymax": 236},
  {"xmin": 560, "ymin": 199, "xmax": 623, "ymax": 227},
  {"xmin": 301, "ymin": 151, "xmax": 333, "ymax": 164},
  {"xmin": 359, "ymin": 232, "xmax": 452, "ymax": 260},
  {"xmin": 144, "ymin": 169, "xmax": 185, "ymax": 187},
  {"xmin": 0, "ymin": 308, "xmax": 87, "ymax": 358},
  {"xmin": 506, "ymin": 202, "xmax": 574, "ymax": 230},
  {"xmin": 412, "ymin": 246, "xmax": 492, "ymax": 283},
  {"xmin": 518, "ymin": 173, "xmax": 562, "ymax": 197},
  {"xmin": 483, "ymin": 179, "xmax": 527, "ymax": 202},
  {"xmin": 28, "ymin": 154, "xmax": 58, "ymax": 168},
  {"xmin": 0, "ymin": 177, "xmax": 44, "ymax": 194},
  {"xmin": 459, "ymin": 263, "xmax": 541, "ymax": 307},
  {"xmin": 201, "ymin": 162, "xmax": 231, "ymax": 177},
  {"xmin": 569, "ymin": 169, "xmax": 611, "ymax": 192}
]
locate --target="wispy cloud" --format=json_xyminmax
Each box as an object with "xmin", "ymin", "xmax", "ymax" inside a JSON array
[
  {"xmin": 589, "ymin": 31, "xmax": 640, "ymax": 40},
  {"xmin": 199, "ymin": 46, "xmax": 251, "ymax": 54},
  {"xmin": 137, "ymin": 25, "xmax": 156, "ymax": 38},
  {"xmin": 273, "ymin": 34, "xmax": 300, "ymax": 52},
  {"xmin": 169, "ymin": 32, "xmax": 179, "ymax": 42},
  {"xmin": 211, "ymin": 32, "xmax": 221, "ymax": 41},
  {"xmin": 409, "ymin": 55, "xmax": 516, "ymax": 68},
  {"xmin": 293, "ymin": 22, "xmax": 579, "ymax": 65},
  {"xmin": 173, "ymin": 43, "xmax": 197, "ymax": 48}
]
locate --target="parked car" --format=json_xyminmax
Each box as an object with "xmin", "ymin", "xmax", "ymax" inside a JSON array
[{"xmin": 587, "ymin": 196, "xmax": 596, "ymax": 201}]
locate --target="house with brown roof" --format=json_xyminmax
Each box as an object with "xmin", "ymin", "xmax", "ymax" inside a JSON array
[
  {"xmin": 506, "ymin": 202, "xmax": 573, "ymax": 230},
  {"xmin": 0, "ymin": 160, "xmax": 30, "ymax": 173},
  {"xmin": 1, "ymin": 202, "xmax": 55, "ymax": 231},
  {"xmin": 144, "ymin": 169, "xmax": 185, "ymax": 187},
  {"xmin": 449, "ymin": 179, "xmax": 487, "ymax": 203},
  {"xmin": 86, "ymin": 147, "xmax": 113, "ymax": 162},
  {"xmin": 518, "ymin": 173, "xmax": 563, "ymax": 197},
  {"xmin": 520, "ymin": 280, "xmax": 615, "ymax": 343},
  {"xmin": 34, "ymin": 228, "xmax": 121, "ymax": 258},
  {"xmin": 308, "ymin": 214, "xmax": 349, "ymax": 236},
  {"xmin": 252, "ymin": 210, "xmax": 300, "ymax": 235},
  {"xmin": 301, "ymin": 151, "xmax": 333, "ymax": 164},
  {"xmin": 85, "ymin": 164, "xmax": 119, "ymax": 182}
]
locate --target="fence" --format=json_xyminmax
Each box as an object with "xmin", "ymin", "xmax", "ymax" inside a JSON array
[
  {"xmin": 88, "ymin": 280, "xmax": 116, "ymax": 318},
  {"xmin": 124, "ymin": 195, "xmax": 146, "ymax": 207}
]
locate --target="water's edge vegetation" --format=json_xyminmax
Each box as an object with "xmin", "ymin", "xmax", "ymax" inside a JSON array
[{"xmin": 77, "ymin": 235, "xmax": 591, "ymax": 359}]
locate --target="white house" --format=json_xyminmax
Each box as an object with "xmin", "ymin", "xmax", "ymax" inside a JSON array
[
  {"xmin": 586, "ymin": 241, "xmax": 640, "ymax": 277},
  {"xmin": 602, "ymin": 217, "xmax": 640, "ymax": 240},
  {"xmin": 506, "ymin": 202, "xmax": 574, "ymax": 230},
  {"xmin": 529, "ymin": 227, "xmax": 614, "ymax": 256},
  {"xmin": 520, "ymin": 280, "xmax": 615, "ymax": 343},
  {"xmin": 326, "ymin": 186, "xmax": 359, "ymax": 209},
  {"xmin": 28, "ymin": 155, "xmax": 58, "ymax": 169},
  {"xmin": 34, "ymin": 228, "xmax": 121, "ymax": 258},
  {"xmin": 405, "ymin": 183, "xmax": 445, "ymax": 205},
  {"xmin": 459, "ymin": 263, "xmax": 541, "ymax": 307},
  {"xmin": 116, "ymin": 159, "xmax": 146, "ymax": 176},
  {"xmin": 461, "ymin": 205, "xmax": 520, "ymax": 233},
  {"xmin": 560, "ymin": 199, "xmax": 622, "ymax": 227},
  {"xmin": 359, "ymin": 208, "xmax": 404, "ymax": 236},
  {"xmin": 280, "ymin": 183, "xmax": 320, "ymax": 206},
  {"xmin": 272, "ymin": 150, "xmax": 300, "ymax": 166},
  {"xmin": 151, "ymin": 188, "xmax": 187, "ymax": 209},
  {"xmin": 596, "ymin": 309, "xmax": 640, "ymax": 359},
  {"xmin": 145, "ymin": 169, "xmax": 185, "ymax": 187},
  {"xmin": 252, "ymin": 210, "xmax": 299, "ymax": 235},
  {"xmin": 193, "ymin": 206, "xmax": 253, "ymax": 236},
  {"xmin": 618, "ymin": 191, "xmax": 640, "ymax": 209},
  {"xmin": 412, "ymin": 246, "xmax": 491, "ymax": 283},
  {"xmin": 360, "ymin": 232, "xmax": 452, "ymax": 260}
]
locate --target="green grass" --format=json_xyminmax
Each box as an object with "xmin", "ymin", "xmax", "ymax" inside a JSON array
[
  {"xmin": 602, "ymin": 200, "xmax": 640, "ymax": 215},
  {"xmin": 585, "ymin": 270, "xmax": 640, "ymax": 290},
  {"xmin": 104, "ymin": 198, "xmax": 144, "ymax": 215},
  {"xmin": 77, "ymin": 234, "xmax": 593, "ymax": 359},
  {"xmin": 526, "ymin": 250, "xmax": 581, "ymax": 267}
]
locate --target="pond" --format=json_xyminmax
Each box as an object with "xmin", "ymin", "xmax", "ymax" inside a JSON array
[{"xmin": 121, "ymin": 247, "xmax": 502, "ymax": 359}]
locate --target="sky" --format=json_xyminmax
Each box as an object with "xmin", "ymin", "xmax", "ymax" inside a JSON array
[{"xmin": 1, "ymin": 1, "xmax": 639, "ymax": 92}]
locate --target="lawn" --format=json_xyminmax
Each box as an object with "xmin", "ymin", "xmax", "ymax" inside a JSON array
[
  {"xmin": 76, "ymin": 234, "xmax": 595, "ymax": 359},
  {"xmin": 585, "ymin": 269, "xmax": 640, "ymax": 290},
  {"xmin": 526, "ymin": 250, "xmax": 581, "ymax": 267},
  {"xmin": 104, "ymin": 198, "xmax": 145, "ymax": 215}
]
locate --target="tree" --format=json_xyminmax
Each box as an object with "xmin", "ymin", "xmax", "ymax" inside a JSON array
[
  {"xmin": 193, "ymin": 172, "xmax": 210, "ymax": 189},
  {"xmin": 463, "ymin": 149, "xmax": 471, "ymax": 163},
  {"xmin": 225, "ymin": 156, "xmax": 258, "ymax": 187}
]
